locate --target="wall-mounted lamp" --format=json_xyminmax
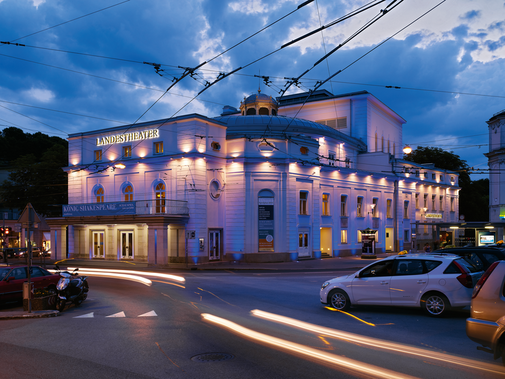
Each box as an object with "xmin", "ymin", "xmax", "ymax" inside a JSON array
[
  {"xmin": 369, "ymin": 203, "xmax": 376, "ymax": 215},
  {"xmin": 114, "ymin": 163, "xmax": 126, "ymax": 169},
  {"xmin": 403, "ymin": 145, "xmax": 413, "ymax": 154}
]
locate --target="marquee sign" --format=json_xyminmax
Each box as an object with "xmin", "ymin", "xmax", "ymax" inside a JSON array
[
  {"xmin": 96, "ymin": 129, "xmax": 160, "ymax": 146},
  {"xmin": 425, "ymin": 213, "xmax": 442, "ymax": 219},
  {"xmin": 63, "ymin": 202, "xmax": 135, "ymax": 217}
]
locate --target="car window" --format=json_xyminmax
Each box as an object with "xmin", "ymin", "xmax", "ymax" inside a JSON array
[
  {"xmin": 394, "ymin": 260, "xmax": 424, "ymax": 275},
  {"xmin": 29, "ymin": 267, "xmax": 45, "ymax": 278},
  {"xmin": 0, "ymin": 268, "xmax": 10, "ymax": 280},
  {"xmin": 39, "ymin": 268, "xmax": 52, "ymax": 276},
  {"xmin": 11, "ymin": 268, "xmax": 27, "ymax": 280},
  {"xmin": 360, "ymin": 260, "xmax": 394, "ymax": 277},
  {"xmin": 467, "ymin": 253, "xmax": 484, "ymax": 270},
  {"xmin": 424, "ymin": 260, "xmax": 442, "ymax": 272},
  {"xmin": 482, "ymin": 253, "xmax": 500, "ymax": 265},
  {"xmin": 456, "ymin": 258, "xmax": 481, "ymax": 273}
]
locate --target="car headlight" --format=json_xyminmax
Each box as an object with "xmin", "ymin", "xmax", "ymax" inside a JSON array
[{"xmin": 321, "ymin": 281, "xmax": 331, "ymax": 290}]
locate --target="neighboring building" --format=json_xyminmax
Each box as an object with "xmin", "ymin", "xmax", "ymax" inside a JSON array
[
  {"xmin": 487, "ymin": 109, "xmax": 505, "ymax": 223},
  {"xmin": 47, "ymin": 90, "xmax": 460, "ymax": 264}
]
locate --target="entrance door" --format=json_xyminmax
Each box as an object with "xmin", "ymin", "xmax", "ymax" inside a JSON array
[
  {"xmin": 92, "ymin": 232, "xmax": 104, "ymax": 258},
  {"xmin": 298, "ymin": 229, "xmax": 310, "ymax": 257},
  {"xmin": 320, "ymin": 227, "xmax": 332, "ymax": 256},
  {"xmin": 121, "ymin": 231, "xmax": 134, "ymax": 259},
  {"xmin": 386, "ymin": 228, "xmax": 394, "ymax": 252},
  {"xmin": 209, "ymin": 230, "xmax": 221, "ymax": 260}
]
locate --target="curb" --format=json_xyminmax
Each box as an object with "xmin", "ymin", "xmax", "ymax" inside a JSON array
[{"xmin": 0, "ymin": 310, "xmax": 60, "ymax": 319}]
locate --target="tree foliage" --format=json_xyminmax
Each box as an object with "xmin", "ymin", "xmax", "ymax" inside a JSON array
[
  {"xmin": 0, "ymin": 128, "xmax": 68, "ymax": 217},
  {"xmin": 404, "ymin": 146, "xmax": 488, "ymax": 221}
]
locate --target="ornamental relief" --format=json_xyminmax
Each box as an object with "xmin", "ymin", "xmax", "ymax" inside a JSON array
[{"xmin": 489, "ymin": 119, "xmax": 505, "ymax": 133}]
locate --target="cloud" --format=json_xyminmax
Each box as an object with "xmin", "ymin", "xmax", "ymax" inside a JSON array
[
  {"xmin": 31, "ymin": 0, "xmax": 45, "ymax": 8},
  {"xmin": 23, "ymin": 88, "xmax": 55, "ymax": 103}
]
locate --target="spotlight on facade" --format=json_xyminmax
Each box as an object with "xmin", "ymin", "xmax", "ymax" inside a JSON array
[{"xmin": 114, "ymin": 163, "xmax": 126, "ymax": 169}]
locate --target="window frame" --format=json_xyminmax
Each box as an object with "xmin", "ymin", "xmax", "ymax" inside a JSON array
[
  {"xmin": 122, "ymin": 145, "xmax": 132, "ymax": 158},
  {"xmin": 340, "ymin": 195, "xmax": 348, "ymax": 217},
  {"xmin": 357, "ymin": 196, "xmax": 364, "ymax": 218},
  {"xmin": 322, "ymin": 193, "xmax": 330, "ymax": 216},
  {"xmin": 94, "ymin": 149, "xmax": 102, "ymax": 162},
  {"xmin": 154, "ymin": 141, "xmax": 164, "ymax": 155},
  {"xmin": 299, "ymin": 191, "xmax": 309, "ymax": 215}
]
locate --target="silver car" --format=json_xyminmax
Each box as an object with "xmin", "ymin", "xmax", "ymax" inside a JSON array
[
  {"xmin": 466, "ymin": 260, "xmax": 505, "ymax": 365},
  {"xmin": 320, "ymin": 254, "xmax": 482, "ymax": 317}
]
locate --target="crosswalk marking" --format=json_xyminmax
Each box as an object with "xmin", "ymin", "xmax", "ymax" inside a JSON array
[
  {"xmin": 138, "ymin": 310, "xmax": 157, "ymax": 317},
  {"xmin": 74, "ymin": 312, "xmax": 94, "ymax": 318},
  {"xmin": 106, "ymin": 311, "xmax": 126, "ymax": 318}
]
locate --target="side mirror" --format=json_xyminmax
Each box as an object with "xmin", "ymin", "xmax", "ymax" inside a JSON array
[{"xmin": 6, "ymin": 276, "xmax": 15, "ymax": 282}]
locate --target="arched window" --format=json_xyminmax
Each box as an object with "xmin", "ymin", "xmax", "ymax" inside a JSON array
[
  {"xmin": 259, "ymin": 107, "xmax": 269, "ymax": 115},
  {"xmin": 374, "ymin": 132, "xmax": 378, "ymax": 152},
  {"xmin": 246, "ymin": 108, "xmax": 256, "ymax": 115},
  {"xmin": 123, "ymin": 184, "xmax": 133, "ymax": 201},
  {"xmin": 154, "ymin": 182, "xmax": 166, "ymax": 213},
  {"xmin": 94, "ymin": 185, "xmax": 104, "ymax": 203},
  {"xmin": 381, "ymin": 136, "xmax": 384, "ymax": 152}
]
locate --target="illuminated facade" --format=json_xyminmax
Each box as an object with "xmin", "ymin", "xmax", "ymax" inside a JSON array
[{"xmin": 47, "ymin": 90, "xmax": 460, "ymax": 264}]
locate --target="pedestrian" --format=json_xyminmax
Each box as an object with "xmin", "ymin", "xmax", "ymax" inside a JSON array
[{"xmin": 423, "ymin": 243, "xmax": 431, "ymax": 253}]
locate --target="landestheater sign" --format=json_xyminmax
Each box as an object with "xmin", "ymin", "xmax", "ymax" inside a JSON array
[{"xmin": 96, "ymin": 129, "xmax": 160, "ymax": 146}]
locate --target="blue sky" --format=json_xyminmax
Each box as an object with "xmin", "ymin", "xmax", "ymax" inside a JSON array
[{"xmin": 0, "ymin": 0, "xmax": 503, "ymax": 176}]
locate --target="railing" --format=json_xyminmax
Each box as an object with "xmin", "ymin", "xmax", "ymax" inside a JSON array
[{"xmin": 136, "ymin": 199, "xmax": 189, "ymax": 215}]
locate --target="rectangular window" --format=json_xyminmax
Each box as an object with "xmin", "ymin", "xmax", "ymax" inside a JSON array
[
  {"xmin": 322, "ymin": 193, "xmax": 330, "ymax": 216},
  {"xmin": 415, "ymin": 193, "xmax": 419, "ymax": 209},
  {"xmin": 387, "ymin": 199, "xmax": 392, "ymax": 218},
  {"xmin": 122, "ymin": 145, "xmax": 132, "ymax": 158},
  {"xmin": 357, "ymin": 197, "xmax": 363, "ymax": 217},
  {"xmin": 340, "ymin": 195, "xmax": 347, "ymax": 217},
  {"xmin": 423, "ymin": 194, "xmax": 428, "ymax": 208},
  {"xmin": 328, "ymin": 151, "xmax": 336, "ymax": 166},
  {"xmin": 404, "ymin": 229, "xmax": 410, "ymax": 242},
  {"xmin": 357, "ymin": 230, "xmax": 362, "ymax": 243},
  {"xmin": 372, "ymin": 198, "xmax": 378, "ymax": 217},
  {"xmin": 451, "ymin": 197, "xmax": 455, "ymax": 212},
  {"xmin": 154, "ymin": 141, "xmax": 163, "ymax": 154},
  {"xmin": 439, "ymin": 175, "xmax": 443, "ymax": 181},
  {"xmin": 94, "ymin": 150, "xmax": 102, "ymax": 162},
  {"xmin": 341, "ymin": 230, "xmax": 348, "ymax": 244},
  {"xmin": 404, "ymin": 201, "xmax": 409, "ymax": 219},
  {"xmin": 432, "ymin": 195, "xmax": 436, "ymax": 211},
  {"xmin": 439, "ymin": 195, "xmax": 443, "ymax": 211},
  {"xmin": 432, "ymin": 173, "xmax": 436, "ymax": 180},
  {"xmin": 300, "ymin": 191, "xmax": 308, "ymax": 215}
]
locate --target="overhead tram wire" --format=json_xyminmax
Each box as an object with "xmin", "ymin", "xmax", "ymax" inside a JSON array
[
  {"xmin": 84, "ymin": 0, "xmax": 318, "ymax": 173},
  {"xmin": 9, "ymin": 0, "xmax": 131, "ymax": 42},
  {"xmin": 0, "ymin": 104, "xmax": 68, "ymax": 136}
]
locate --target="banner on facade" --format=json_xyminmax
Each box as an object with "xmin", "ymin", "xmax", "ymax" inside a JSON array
[
  {"xmin": 258, "ymin": 198, "xmax": 274, "ymax": 251},
  {"xmin": 63, "ymin": 202, "xmax": 136, "ymax": 217}
]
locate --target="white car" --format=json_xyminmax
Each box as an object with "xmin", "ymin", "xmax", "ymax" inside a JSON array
[{"xmin": 320, "ymin": 254, "xmax": 483, "ymax": 317}]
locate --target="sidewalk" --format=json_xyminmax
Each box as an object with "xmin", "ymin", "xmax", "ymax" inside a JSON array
[{"xmin": 0, "ymin": 253, "xmax": 392, "ymax": 319}]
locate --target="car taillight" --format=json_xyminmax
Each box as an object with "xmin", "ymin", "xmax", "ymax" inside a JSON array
[
  {"xmin": 472, "ymin": 261, "xmax": 500, "ymax": 299},
  {"xmin": 453, "ymin": 260, "xmax": 473, "ymax": 289}
]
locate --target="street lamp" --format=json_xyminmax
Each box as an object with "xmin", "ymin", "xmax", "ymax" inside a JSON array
[{"xmin": 403, "ymin": 145, "xmax": 413, "ymax": 155}]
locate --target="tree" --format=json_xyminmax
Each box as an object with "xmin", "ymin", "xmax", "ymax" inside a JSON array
[
  {"xmin": 404, "ymin": 146, "xmax": 487, "ymax": 221},
  {"xmin": 0, "ymin": 128, "xmax": 68, "ymax": 217}
]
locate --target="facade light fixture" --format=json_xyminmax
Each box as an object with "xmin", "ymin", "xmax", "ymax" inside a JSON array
[
  {"xmin": 403, "ymin": 145, "xmax": 412, "ymax": 154},
  {"xmin": 114, "ymin": 163, "xmax": 126, "ymax": 169}
]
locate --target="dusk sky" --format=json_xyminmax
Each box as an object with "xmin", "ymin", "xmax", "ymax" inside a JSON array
[{"xmin": 0, "ymin": 0, "xmax": 503, "ymax": 177}]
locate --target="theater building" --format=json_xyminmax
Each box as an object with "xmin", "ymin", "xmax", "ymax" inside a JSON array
[{"xmin": 47, "ymin": 90, "xmax": 460, "ymax": 264}]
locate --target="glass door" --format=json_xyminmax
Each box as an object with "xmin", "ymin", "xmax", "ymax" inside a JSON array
[
  {"xmin": 92, "ymin": 232, "xmax": 104, "ymax": 258},
  {"xmin": 298, "ymin": 229, "xmax": 310, "ymax": 257},
  {"xmin": 121, "ymin": 231, "xmax": 134, "ymax": 259},
  {"xmin": 209, "ymin": 230, "xmax": 221, "ymax": 260}
]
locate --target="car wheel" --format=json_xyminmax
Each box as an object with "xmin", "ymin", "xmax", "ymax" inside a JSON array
[
  {"xmin": 421, "ymin": 292, "xmax": 450, "ymax": 317},
  {"xmin": 329, "ymin": 289, "xmax": 351, "ymax": 311}
]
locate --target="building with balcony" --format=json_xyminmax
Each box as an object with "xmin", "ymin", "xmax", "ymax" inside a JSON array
[{"xmin": 47, "ymin": 90, "xmax": 460, "ymax": 264}]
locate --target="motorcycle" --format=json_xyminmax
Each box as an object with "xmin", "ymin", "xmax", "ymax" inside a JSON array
[{"xmin": 54, "ymin": 265, "xmax": 89, "ymax": 311}]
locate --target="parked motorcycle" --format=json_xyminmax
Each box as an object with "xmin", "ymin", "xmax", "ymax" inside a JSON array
[{"xmin": 54, "ymin": 265, "xmax": 89, "ymax": 311}]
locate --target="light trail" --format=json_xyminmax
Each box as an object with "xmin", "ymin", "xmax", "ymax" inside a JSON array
[
  {"xmin": 66, "ymin": 267, "xmax": 185, "ymax": 282},
  {"xmin": 201, "ymin": 313, "xmax": 419, "ymax": 379},
  {"xmin": 48, "ymin": 269, "xmax": 153, "ymax": 286},
  {"xmin": 324, "ymin": 307, "xmax": 376, "ymax": 326},
  {"xmin": 251, "ymin": 310, "xmax": 505, "ymax": 375}
]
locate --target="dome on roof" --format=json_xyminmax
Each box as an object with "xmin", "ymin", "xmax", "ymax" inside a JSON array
[{"xmin": 240, "ymin": 90, "xmax": 278, "ymax": 116}]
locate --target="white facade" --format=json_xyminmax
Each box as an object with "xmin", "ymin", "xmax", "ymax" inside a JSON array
[
  {"xmin": 487, "ymin": 110, "xmax": 505, "ymax": 222},
  {"xmin": 48, "ymin": 90, "xmax": 460, "ymax": 264}
]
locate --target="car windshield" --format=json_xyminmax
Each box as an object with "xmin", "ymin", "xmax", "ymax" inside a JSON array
[{"xmin": 0, "ymin": 268, "xmax": 10, "ymax": 280}]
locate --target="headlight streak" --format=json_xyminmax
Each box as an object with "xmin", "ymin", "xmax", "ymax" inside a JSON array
[
  {"xmin": 201, "ymin": 313, "xmax": 418, "ymax": 379},
  {"xmin": 152, "ymin": 280, "xmax": 185, "ymax": 289},
  {"xmin": 324, "ymin": 307, "xmax": 376, "ymax": 326},
  {"xmin": 251, "ymin": 310, "xmax": 505, "ymax": 375},
  {"xmin": 63, "ymin": 270, "xmax": 152, "ymax": 286},
  {"xmin": 66, "ymin": 267, "xmax": 185, "ymax": 283}
]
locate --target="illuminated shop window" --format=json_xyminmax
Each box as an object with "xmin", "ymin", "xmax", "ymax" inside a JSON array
[{"xmin": 341, "ymin": 230, "xmax": 348, "ymax": 244}]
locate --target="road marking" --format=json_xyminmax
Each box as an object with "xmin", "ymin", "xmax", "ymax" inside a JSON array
[
  {"xmin": 74, "ymin": 312, "xmax": 94, "ymax": 318},
  {"xmin": 106, "ymin": 311, "xmax": 126, "ymax": 318},
  {"xmin": 138, "ymin": 310, "xmax": 157, "ymax": 317}
]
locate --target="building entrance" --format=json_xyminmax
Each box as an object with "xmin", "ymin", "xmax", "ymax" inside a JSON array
[
  {"xmin": 298, "ymin": 228, "xmax": 310, "ymax": 257},
  {"xmin": 120, "ymin": 231, "xmax": 134, "ymax": 259},
  {"xmin": 209, "ymin": 230, "xmax": 221, "ymax": 260},
  {"xmin": 92, "ymin": 231, "xmax": 104, "ymax": 258}
]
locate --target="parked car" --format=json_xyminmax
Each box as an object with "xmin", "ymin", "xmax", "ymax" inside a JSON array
[
  {"xmin": 0, "ymin": 265, "xmax": 60, "ymax": 303},
  {"xmin": 466, "ymin": 261, "xmax": 505, "ymax": 365},
  {"xmin": 1, "ymin": 248, "xmax": 23, "ymax": 259},
  {"xmin": 320, "ymin": 254, "xmax": 483, "ymax": 317},
  {"xmin": 431, "ymin": 246, "xmax": 505, "ymax": 271}
]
